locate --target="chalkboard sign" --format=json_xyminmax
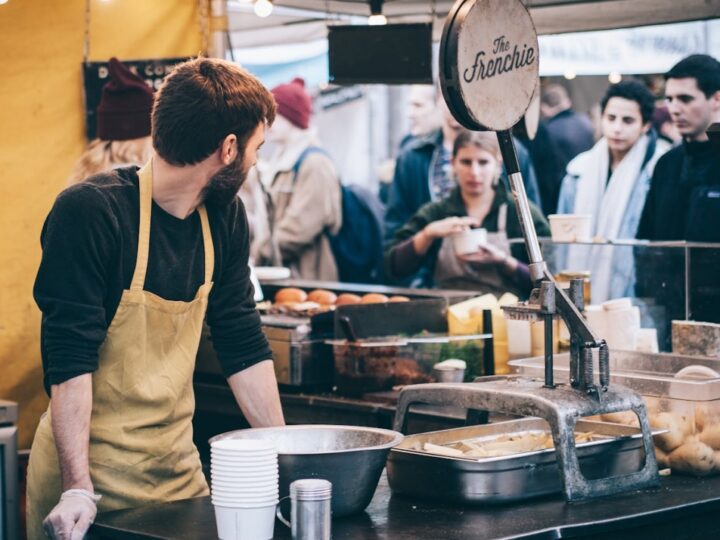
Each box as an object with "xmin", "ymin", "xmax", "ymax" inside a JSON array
[{"xmin": 83, "ymin": 57, "xmax": 189, "ymax": 140}]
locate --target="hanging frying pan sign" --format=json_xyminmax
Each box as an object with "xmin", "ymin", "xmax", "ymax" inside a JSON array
[{"xmin": 440, "ymin": 0, "xmax": 539, "ymax": 131}]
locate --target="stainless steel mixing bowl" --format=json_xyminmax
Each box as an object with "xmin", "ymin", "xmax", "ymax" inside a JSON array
[{"xmin": 209, "ymin": 425, "xmax": 403, "ymax": 517}]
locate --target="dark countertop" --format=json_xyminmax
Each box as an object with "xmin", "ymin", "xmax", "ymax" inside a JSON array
[{"xmin": 89, "ymin": 472, "xmax": 720, "ymax": 539}]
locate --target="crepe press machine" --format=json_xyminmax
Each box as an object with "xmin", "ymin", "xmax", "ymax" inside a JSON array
[{"xmin": 393, "ymin": 0, "xmax": 660, "ymax": 501}]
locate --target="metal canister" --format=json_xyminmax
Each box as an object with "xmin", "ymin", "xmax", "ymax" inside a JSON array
[{"xmin": 290, "ymin": 479, "xmax": 332, "ymax": 540}]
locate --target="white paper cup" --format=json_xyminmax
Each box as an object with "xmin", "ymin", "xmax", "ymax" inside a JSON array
[
  {"xmin": 214, "ymin": 503, "xmax": 277, "ymax": 540},
  {"xmin": 211, "ymin": 439, "xmax": 276, "ymax": 452},
  {"xmin": 548, "ymin": 214, "xmax": 591, "ymax": 242},
  {"xmin": 452, "ymin": 228, "xmax": 488, "ymax": 255}
]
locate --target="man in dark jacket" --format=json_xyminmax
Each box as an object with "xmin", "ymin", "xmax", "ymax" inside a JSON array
[
  {"xmin": 637, "ymin": 54, "xmax": 720, "ymax": 241},
  {"xmin": 636, "ymin": 54, "xmax": 720, "ymax": 328},
  {"xmin": 541, "ymin": 84, "xmax": 595, "ymax": 179}
]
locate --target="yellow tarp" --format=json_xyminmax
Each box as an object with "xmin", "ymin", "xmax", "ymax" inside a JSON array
[{"xmin": 0, "ymin": 0, "xmax": 201, "ymax": 449}]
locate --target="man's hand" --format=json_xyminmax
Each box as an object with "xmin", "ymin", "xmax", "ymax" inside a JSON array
[{"xmin": 43, "ymin": 488, "xmax": 101, "ymax": 540}]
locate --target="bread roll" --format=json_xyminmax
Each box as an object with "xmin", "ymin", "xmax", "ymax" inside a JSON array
[
  {"xmin": 361, "ymin": 293, "xmax": 389, "ymax": 304},
  {"xmin": 668, "ymin": 439, "xmax": 715, "ymax": 475},
  {"xmin": 307, "ymin": 289, "xmax": 337, "ymax": 306},
  {"xmin": 651, "ymin": 412, "xmax": 693, "ymax": 453},
  {"xmin": 274, "ymin": 287, "xmax": 307, "ymax": 304},
  {"xmin": 336, "ymin": 293, "xmax": 362, "ymax": 306},
  {"xmin": 389, "ymin": 295, "xmax": 410, "ymax": 302}
]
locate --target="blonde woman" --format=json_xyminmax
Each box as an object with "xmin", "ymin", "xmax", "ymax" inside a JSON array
[{"xmin": 67, "ymin": 57, "xmax": 154, "ymax": 184}]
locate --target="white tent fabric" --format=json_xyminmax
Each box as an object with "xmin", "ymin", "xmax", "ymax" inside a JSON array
[{"xmin": 229, "ymin": 0, "xmax": 720, "ymax": 45}]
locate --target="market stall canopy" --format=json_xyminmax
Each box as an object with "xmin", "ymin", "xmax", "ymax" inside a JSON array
[{"xmin": 228, "ymin": 0, "xmax": 720, "ymax": 47}]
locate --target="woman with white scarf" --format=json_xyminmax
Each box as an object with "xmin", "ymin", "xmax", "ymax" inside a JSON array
[{"xmin": 556, "ymin": 80, "xmax": 671, "ymax": 303}]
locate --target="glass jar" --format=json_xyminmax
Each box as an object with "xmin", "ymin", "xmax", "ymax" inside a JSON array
[{"xmin": 555, "ymin": 270, "xmax": 592, "ymax": 306}]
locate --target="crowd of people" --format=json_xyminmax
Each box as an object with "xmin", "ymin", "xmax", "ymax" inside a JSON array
[
  {"xmin": 247, "ymin": 53, "xmax": 719, "ymax": 303},
  {"xmin": 66, "ymin": 53, "xmax": 720, "ymax": 300}
]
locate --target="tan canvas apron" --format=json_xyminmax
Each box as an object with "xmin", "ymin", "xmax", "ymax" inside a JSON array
[
  {"xmin": 434, "ymin": 203, "xmax": 520, "ymax": 296},
  {"xmin": 26, "ymin": 162, "xmax": 213, "ymax": 539}
]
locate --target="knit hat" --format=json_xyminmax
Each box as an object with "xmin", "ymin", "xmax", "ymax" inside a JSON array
[
  {"xmin": 271, "ymin": 78, "xmax": 312, "ymax": 130},
  {"xmin": 96, "ymin": 57, "xmax": 154, "ymax": 141}
]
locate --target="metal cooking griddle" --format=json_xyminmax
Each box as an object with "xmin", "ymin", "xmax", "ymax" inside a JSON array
[{"xmin": 416, "ymin": 0, "xmax": 660, "ymax": 501}]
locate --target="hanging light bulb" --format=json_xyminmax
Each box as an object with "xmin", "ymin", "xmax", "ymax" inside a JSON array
[
  {"xmin": 367, "ymin": 0, "xmax": 387, "ymax": 25},
  {"xmin": 563, "ymin": 70, "xmax": 576, "ymax": 81},
  {"xmin": 254, "ymin": 0, "xmax": 273, "ymax": 18},
  {"xmin": 608, "ymin": 72, "xmax": 622, "ymax": 84}
]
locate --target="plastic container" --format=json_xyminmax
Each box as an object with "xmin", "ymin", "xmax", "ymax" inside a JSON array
[
  {"xmin": 548, "ymin": 214, "xmax": 591, "ymax": 242},
  {"xmin": 510, "ymin": 350, "xmax": 720, "ymax": 476}
]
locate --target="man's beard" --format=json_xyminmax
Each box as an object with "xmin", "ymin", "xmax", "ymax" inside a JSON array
[{"xmin": 201, "ymin": 154, "xmax": 250, "ymax": 206}]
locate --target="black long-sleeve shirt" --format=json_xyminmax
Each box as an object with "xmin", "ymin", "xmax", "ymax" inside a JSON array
[{"xmin": 34, "ymin": 167, "xmax": 271, "ymax": 394}]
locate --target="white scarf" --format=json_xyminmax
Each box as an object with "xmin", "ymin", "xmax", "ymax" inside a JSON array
[{"xmin": 566, "ymin": 134, "xmax": 650, "ymax": 302}]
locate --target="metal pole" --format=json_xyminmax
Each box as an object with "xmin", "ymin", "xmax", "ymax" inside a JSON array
[{"xmin": 496, "ymin": 130, "xmax": 544, "ymax": 282}]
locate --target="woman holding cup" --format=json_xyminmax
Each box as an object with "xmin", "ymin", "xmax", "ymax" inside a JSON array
[{"xmin": 384, "ymin": 131, "xmax": 549, "ymax": 296}]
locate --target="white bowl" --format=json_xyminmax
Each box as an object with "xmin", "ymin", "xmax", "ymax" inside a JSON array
[
  {"xmin": 548, "ymin": 214, "xmax": 591, "ymax": 242},
  {"xmin": 452, "ymin": 228, "xmax": 488, "ymax": 255},
  {"xmin": 212, "ymin": 480, "xmax": 280, "ymax": 493},
  {"xmin": 210, "ymin": 468, "xmax": 280, "ymax": 480},
  {"xmin": 211, "ymin": 462, "xmax": 277, "ymax": 471},
  {"xmin": 211, "ymin": 439, "xmax": 277, "ymax": 452},
  {"xmin": 212, "ymin": 495, "xmax": 279, "ymax": 506},
  {"xmin": 211, "ymin": 458, "xmax": 277, "ymax": 467}
]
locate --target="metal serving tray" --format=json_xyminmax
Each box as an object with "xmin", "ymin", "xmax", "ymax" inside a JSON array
[{"xmin": 387, "ymin": 417, "xmax": 657, "ymax": 504}]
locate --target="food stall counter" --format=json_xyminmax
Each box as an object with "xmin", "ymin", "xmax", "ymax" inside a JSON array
[{"xmin": 88, "ymin": 472, "xmax": 720, "ymax": 539}]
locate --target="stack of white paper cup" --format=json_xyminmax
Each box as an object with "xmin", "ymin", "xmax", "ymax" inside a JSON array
[{"xmin": 210, "ymin": 438, "xmax": 279, "ymax": 540}]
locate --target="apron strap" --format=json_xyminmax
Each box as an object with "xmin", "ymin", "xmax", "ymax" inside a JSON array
[
  {"xmin": 498, "ymin": 203, "xmax": 508, "ymax": 234},
  {"xmin": 131, "ymin": 162, "xmax": 154, "ymax": 291},
  {"xmin": 131, "ymin": 160, "xmax": 215, "ymax": 290},
  {"xmin": 198, "ymin": 206, "xmax": 215, "ymax": 284}
]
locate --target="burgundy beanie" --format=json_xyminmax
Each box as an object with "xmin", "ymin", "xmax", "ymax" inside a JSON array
[
  {"xmin": 96, "ymin": 57, "xmax": 154, "ymax": 141},
  {"xmin": 271, "ymin": 78, "xmax": 312, "ymax": 130}
]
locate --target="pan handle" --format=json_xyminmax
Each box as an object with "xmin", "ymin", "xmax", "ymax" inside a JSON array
[{"xmin": 392, "ymin": 381, "xmax": 504, "ymax": 434}]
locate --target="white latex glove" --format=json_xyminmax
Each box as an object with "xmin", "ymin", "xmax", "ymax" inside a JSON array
[{"xmin": 43, "ymin": 489, "xmax": 102, "ymax": 540}]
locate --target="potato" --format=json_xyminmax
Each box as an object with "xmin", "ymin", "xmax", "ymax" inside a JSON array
[
  {"xmin": 668, "ymin": 439, "xmax": 715, "ymax": 476},
  {"xmin": 699, "ymin": 425, "xmax": 720, "ymax": 450},
  {"xmin": 601, "ymin": 411, "xmax": 639, "ymax": 427},
  {"xmin": 651, "ymin": 412, "xmax": 693, "ymax": 453},
  {"xmin": 655, "ymin": 446, "xmax": 669, "ymax": 468},
  {"xmin": 694, "ymin": 406, "xmax": 720, "ymax": 432}
]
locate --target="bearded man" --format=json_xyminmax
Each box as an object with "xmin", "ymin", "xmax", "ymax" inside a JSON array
[{"xmin": 27, "ymin": 58, "xmax": 285, "ymax": 540}]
